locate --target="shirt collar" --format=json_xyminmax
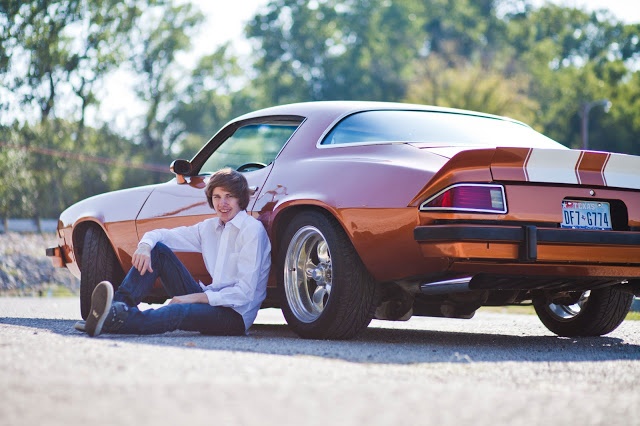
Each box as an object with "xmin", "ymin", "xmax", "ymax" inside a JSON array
[{"xmin": 216, "ymin": 210, "xmax": 248, "ymax": 231}]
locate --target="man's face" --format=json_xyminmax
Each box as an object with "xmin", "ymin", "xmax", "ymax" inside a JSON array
[{"xmin": 211, "ymin": 186, "xmax": 241, "ymax": 224}]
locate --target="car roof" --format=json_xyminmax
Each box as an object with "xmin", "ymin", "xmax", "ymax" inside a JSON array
[{"xmin": 232, "ymin": 100, "xmax": 527, "ymax": 127}]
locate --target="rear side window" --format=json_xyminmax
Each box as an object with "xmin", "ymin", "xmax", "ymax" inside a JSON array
[{"xmin": 321, "ymin": 110, "xmax": 564, "ymax": 149}]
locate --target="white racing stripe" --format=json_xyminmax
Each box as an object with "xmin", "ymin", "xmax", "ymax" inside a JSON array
[
  {"xmin": 603, "ymin": 153, "xmax": 640, "ymax": 190},
  {"xmin": 524, "ymin": 149, "xmax": 581, "ymax": 184}
]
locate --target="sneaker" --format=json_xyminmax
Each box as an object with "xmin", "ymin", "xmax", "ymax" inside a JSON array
[
  {"xmin": 85, "ymin": 281, "xmax": 114, "ymax": 337},
  {"xmin": 74, "ymin": 320, "xmax": 86, "ymax": 332},
  {"xmin": 104, "ymin": 302, "xmax": 130, "ymax": 333}
]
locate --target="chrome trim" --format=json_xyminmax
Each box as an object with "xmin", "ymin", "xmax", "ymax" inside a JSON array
[
  {"xmin": 419, "ymin": 276, "xmax": 473, "ymax": 295},
  {"xmin": 419, "ymin": 183, "xmax": 508, "ymax": 214}
]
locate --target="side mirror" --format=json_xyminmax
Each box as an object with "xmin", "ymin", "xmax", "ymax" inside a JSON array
[{"xmin": 170, "ymin": 159, "xmax": 192, "ymax": 184}]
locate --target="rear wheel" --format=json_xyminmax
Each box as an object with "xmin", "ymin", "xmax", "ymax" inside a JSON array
[
  {"xmin": 533, "ymin": 287, "xmax": 633, "ymax": 337},
  {"xmin": 80, "ymin": 227, "xmax": 124, "ymax": 319},
  {"xmin": 278, "ymin": 211, "xmax": 377, "ymax": 339}
]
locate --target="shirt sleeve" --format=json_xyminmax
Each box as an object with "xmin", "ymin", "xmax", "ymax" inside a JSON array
[
  {"xmin": 139, "ymin": 221, "xmax": 208, "ymax": 253},
  {"xmin": 204, "ymin": 222, "xmax": 270, "ymax": 308}
]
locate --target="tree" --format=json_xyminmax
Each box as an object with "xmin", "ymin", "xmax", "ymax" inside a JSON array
[
  {"xmin": 406, "ymin": 52, "xmax": 538, "ymax": 124},
  {"xmin": 0, "ymin": 0, "xmax": 148, "ymax": 140},
  {"xmin": 247, "ymin": 0, "xmax": 426, "ymax": 103},
  {"xmin": 502, "ymin": 3, "xmax": 640, "ymax": 152},
  {"xmin": 129, "ymin": 1, "xmax": 204, "ymax": 155},
  {"xmin": 170, "ymin": 43, "xmax": 263, "ymax": 159},
  {"xmin": 0, "ymin": 0, "xmax": 175, "ymax": 219}
]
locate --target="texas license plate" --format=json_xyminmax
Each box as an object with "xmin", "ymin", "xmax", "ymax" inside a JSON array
[{"xmin": 561, "ymin": 200, "xmax": 612, "ymax": 230}]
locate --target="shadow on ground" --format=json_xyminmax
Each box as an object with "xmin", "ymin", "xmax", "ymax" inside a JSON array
[{"xmin": 1, "ymin": 316, "xmax": 638, "ymax": 365}]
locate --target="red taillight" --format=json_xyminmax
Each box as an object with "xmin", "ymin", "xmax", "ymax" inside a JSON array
[{"xmin": 420, "ymin": 184, "xmax": 507, "ymax": 213}]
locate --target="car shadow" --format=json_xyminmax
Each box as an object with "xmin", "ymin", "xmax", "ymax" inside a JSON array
[{"xmin": 2, "ymin": 316, "xmax": 639, "ymax": 365}]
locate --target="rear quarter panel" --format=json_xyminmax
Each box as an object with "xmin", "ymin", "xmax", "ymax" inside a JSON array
[{"xmin": 253, "ymin": 117, "xmax": 453, "ymax": 282}]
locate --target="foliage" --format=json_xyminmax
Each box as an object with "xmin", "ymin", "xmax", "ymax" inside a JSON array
[
  {"xmin": 0, "ymin": 0, "xmax": 149, "ymax": 131},
  {"xmin": 170, "ymin": 44, "xmax": 260, "ymax": 159},
  {"xmin": 0, "ymin": 120, "xmax": 169, "ymax": 218},
  {"xmin": 247, "ymin": 0, "xmax": 426, "ymax": 102},
  {"xmin": 130, "ymin": 1, "xmax": 205, "ymax": 155},
  {"xmin": 406, "ymin": 52, "xmax": 538, "ymax": 125}
]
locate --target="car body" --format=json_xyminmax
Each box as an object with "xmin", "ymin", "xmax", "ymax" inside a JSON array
[{"xmin": 47, "ymin": 101, "xmax": 640, "ymax": 339}]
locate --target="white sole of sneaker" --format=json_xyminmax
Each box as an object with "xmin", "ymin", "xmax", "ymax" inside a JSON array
[
  {"xmin": 74, "ymin": 321, "xmax": 86, "ymax": 332},
  {"xmin": 85, "ymin": 281, "xmax": 113, "ymax": 337}
]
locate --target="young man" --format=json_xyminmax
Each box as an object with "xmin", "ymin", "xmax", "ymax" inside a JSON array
[{"xmin": 84, "ymin": 168, "xmax": 271, "ymax": 337}]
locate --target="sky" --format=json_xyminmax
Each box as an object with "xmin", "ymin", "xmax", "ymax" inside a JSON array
[{"xmin": 100, "ymin": 0, "xmax": 640, "ymax": 132}]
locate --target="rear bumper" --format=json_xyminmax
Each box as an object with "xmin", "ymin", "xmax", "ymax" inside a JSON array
[{"xmin": 414, "ymin": 224, "xmax": 640, "ymax": 264}]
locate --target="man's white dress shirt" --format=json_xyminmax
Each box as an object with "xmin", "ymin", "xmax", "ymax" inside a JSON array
[{"xmin": 139, "ymin": 210, "xmax": 271, "ymax": 330}]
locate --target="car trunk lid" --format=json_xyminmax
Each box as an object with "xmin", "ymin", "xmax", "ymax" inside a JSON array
[
  {"xmin": 490, "ymin": 147, "xmax": 640, "ymax": 190},
  {"xmin": 408, "ymin": 146, "xmax": 640, "ymax": 208}
]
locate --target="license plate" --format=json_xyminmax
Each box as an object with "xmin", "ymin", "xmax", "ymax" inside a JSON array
[{"xmin": 561, "ymin": 200, "xmax": 611, "ymax": 230}]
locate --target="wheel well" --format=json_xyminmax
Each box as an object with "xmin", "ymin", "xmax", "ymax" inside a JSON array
[
  {"xmin": 72, "ymin": 222, "xmax": 111, "ymax": 272},
  {"xmin": 272, "ymin": 205, "xmax": 339, "ymax": 251},
  {"xmin": 271, "ymin": 204, "xmax": 376, "ymax": 282}
]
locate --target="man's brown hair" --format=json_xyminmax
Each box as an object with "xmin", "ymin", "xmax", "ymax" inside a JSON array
[{"xmin": 205, "ymin": 168, "xmax": 250, "ymax": 211}]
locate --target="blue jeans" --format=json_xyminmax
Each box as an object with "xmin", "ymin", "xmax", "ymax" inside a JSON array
[{"xmin": 110, "ymin": 243, "xmax": 245, "ymax": 336}]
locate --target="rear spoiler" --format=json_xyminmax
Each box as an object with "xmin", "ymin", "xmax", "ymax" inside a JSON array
[{"xmin": 491, "ymin": 148, "xmax": 640, "ymax": 190}]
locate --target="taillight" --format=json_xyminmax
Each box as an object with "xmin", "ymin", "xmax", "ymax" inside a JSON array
[{"xmin": 420, "ymin": 184, "xmax": 507, "ymax": 213}]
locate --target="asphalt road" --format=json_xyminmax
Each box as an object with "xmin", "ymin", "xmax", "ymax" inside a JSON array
[{"xmin": 1, "ymin": 297, "xmax": 639, "ymax": 426}]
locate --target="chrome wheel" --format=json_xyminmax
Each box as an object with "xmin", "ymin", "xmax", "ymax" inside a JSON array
[
  {"xmin": 546, "ymin": 290, "xmax": 590, "ymax": 320},
  {"xmin": 533, "ymin": 287, "xmax": 632, "ymax": 337},
  {"xmin": 284, "ymin": 226, "xmax": 333, "ymax": 323}
]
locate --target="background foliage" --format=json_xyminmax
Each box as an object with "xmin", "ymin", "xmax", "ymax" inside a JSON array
[{"xmin": 1, "ymin": 0, "xmax": 639, "ymax": 218}]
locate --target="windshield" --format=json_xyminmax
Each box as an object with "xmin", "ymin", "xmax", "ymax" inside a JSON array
[{"xmin": 321, "ymin": 110, "xmax": 565, "ymax": 149}]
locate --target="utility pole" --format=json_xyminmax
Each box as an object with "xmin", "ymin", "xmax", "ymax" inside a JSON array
[{"xmin": 581, "ymin": 99, "xmax": 611, "ymax": 150}]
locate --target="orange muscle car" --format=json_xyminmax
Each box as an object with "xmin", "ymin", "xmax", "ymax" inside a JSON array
[{"xmin": 47, "ymin": 101, "xmax": 640, "ymax": 339}]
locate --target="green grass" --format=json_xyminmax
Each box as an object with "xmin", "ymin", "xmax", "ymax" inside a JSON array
[
  {"xmin": 626, "ymin": 311, "xmax": 640, "ymax": 321},
  {"xmin": 481, "ymin": 304, "xmax": 640, "ymax": 321},
  {"xmin": 0, "ymin": 284, "xmax": 77, "ymax": 298},
  {"xmin": 480, "ymin": 305, "xmax": 536, "ymax": 315}
]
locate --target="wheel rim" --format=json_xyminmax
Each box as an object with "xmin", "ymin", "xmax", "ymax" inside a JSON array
[
  {"xmin": 546, "ymin": 290, "xmax": 591, "ymax": 320},
  {"xmin": 284, "ymin": 226, "xmax": 333, "ymax": 323}
]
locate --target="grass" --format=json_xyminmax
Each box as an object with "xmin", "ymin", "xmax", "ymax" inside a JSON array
[
  {"xmin": 0, "ymin": 284, "xmax": 77, "ymax": 298},
  {"xmin": 481, "ymin": 304, "xmax": 640, "ymax": 321},
  {"xmin": 626, "ymin": 311, "xmax": 640, "ymax": 321},
  {"xmin": 480, "ymin": 305, "xmax": 536, "ymax": 315}
]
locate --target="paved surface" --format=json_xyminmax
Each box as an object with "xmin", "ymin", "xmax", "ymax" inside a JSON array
[{"xmin": 1, "ymin": 297, "xmax": 639, "ymax": 426}]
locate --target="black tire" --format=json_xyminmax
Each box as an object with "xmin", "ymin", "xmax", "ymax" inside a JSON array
[
  {"xmin": 277, "ymin": 211, "xmax": 377, "ymax": 340},
  {"xmin": 79, "ymin": 227, "xmax": 124, "ymax": 319},
  {"xmin": 533, "ymin": 287, "xmax": 633, "ymax": 337}
]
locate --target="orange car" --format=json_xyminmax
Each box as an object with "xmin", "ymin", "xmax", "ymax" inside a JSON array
[{"xmin": 47, "ymin": 101, "xmax": 640, "ymax": 339}]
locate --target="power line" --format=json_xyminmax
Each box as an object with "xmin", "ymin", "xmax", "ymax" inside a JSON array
[{"xmin": 0, "ymin": 141, "xmax": 172, "ymax": 173}]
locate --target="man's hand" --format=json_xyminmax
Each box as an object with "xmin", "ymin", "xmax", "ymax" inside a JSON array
[
  {"xmin": 169, "ymin": 293, "xmax": 209, "ymax": 305},
  {"xmin": 132, "ymin": 243, "xmax": 153, "ymax": 275}
]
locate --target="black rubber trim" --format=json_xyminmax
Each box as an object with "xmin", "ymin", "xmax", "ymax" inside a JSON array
[
  {"xmin": 414, "ymin": 225, "xmax": 640, "ymax": 246},
  {"xmin": 414, "ymin": 225, "xmax": 640, "ymax": 262}
]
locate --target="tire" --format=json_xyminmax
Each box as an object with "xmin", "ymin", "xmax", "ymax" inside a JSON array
[
  {"xmin": 79, "ymin": 227, "xmax": 124, "ymax": 319},
  {"xmin": 533, "ymin": 287, "xmax": 633, "ymax": 337},
  {"xmin": 278, "ymin": 211, "xmax": 377, "ymax": 340}
]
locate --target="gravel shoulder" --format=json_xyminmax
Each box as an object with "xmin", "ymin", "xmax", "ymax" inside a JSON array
[
  {"xmin": 1, "ymin": 297, "xmax": 639, "ymax": 426},
  {"xmin": 0, "ymin": 232, "xmax": 79, "ymax": 296}
]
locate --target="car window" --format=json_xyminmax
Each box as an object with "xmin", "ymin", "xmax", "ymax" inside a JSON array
[
  {"xmin": 200, "ymin": 123, "xmax": 299, "ymax": 173},
  {"xmin": 321, "ymin": 110, "xmax": 565, "ymax": 149}
]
